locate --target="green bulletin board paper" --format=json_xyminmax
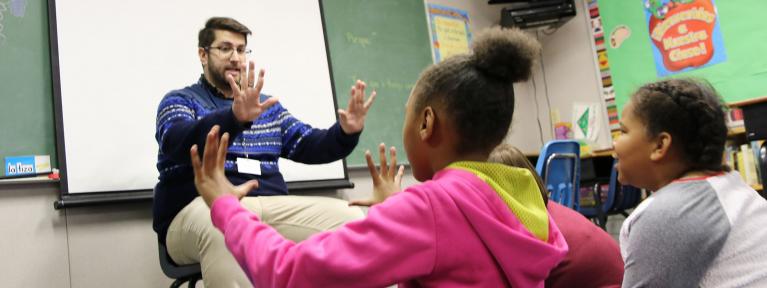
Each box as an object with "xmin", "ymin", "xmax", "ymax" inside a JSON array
[
  {"xmin": 0, "ymin": 0, "xmax": 56, "ymax": 176},
  {"xmin": 321, "ymin": 0, "xmax": 433, "ymax": 167},
  {"xmin": 598, "ymin": 0, "xmax": 767, "ymax": 116}
]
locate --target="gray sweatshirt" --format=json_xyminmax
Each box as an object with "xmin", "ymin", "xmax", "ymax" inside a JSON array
[{"xmin": 620, "ymin": 172, "xmax": 767, "ymax": 287}]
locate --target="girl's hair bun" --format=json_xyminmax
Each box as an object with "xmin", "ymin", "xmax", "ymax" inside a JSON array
[{"xmin": 471, "ymin": 26, "xmax": 541, "ymax": 83}]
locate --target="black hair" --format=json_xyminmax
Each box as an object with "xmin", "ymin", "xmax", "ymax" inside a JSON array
[
  {"xmin": 198, "ymin": 17, "xmax": 251, "ymax": 48},
  {"xmin": 631, "ymin": 78, "xmax": 728, "ymax": 172},
  {"xmin": 413, "ymin": 27, "xmax": 541, "ymax": 154}
]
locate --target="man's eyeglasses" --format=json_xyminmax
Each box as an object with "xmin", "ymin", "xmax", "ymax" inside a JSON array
[{"xmin": 205, "ymin": 46, "xmax": 252, "ymax": 58}]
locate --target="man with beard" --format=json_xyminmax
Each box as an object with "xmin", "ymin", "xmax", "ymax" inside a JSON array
[{"xmin": 153, "ymin": 17, "xmax": 375, "ymax": 287}]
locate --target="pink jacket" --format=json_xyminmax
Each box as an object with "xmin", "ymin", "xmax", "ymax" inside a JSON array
[{"xmin": 211, "ymin": 168, "xmax": 568, "ymax": 287}]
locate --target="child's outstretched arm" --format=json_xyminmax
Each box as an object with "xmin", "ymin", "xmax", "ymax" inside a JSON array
[{"xmin": 193, "ymin": 127, "xmax": 437, "ymax": 288}]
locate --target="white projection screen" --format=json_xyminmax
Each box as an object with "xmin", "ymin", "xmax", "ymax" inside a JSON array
[{"xmin": 50, "ymin": 0, "xmax": 349, "ymax": 205}]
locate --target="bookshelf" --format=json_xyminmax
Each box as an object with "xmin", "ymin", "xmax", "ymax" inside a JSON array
[
  {"xmin": 727, "ymin": 126, "xmax": 746, "ymax": 137},
  {"xmin": 726, "ymin": 98, "xmax": 767, "ymax": 192}
]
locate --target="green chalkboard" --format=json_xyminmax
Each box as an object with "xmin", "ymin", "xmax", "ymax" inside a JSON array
[
  {"xmin": 321, "ymin": 0, "xmax": 433, "ymax": 167},
  {"xmin": 0, "ymin": 0, "xmax": 56, "ymax": 176},
  {"xmin": 597, "ymin": 0, "xmax": 767, "ymax": 116}
]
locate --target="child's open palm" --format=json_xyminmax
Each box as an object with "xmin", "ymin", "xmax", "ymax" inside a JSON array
[
  {"xmin": 191, "ymin": 125, "xmax": 259, "ymax": 207},
  {"xmin": 350, "ymin": 143, "xmax": 404, "ymax": 206}
]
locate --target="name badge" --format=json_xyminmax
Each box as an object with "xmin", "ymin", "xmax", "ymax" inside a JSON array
[{"xmin": 236, "ymin": 158, "xmax": 262, "ymax": 175}]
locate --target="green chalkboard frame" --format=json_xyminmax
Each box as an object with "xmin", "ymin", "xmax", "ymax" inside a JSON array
[{"xmin": 0, "ymin": 0, "xmax": 56, "ymax": 177}]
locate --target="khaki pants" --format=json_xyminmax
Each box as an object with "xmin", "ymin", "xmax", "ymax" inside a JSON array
[{"xmin": 166, "ymin": 196, "xmax": 365, "ymax": 288}]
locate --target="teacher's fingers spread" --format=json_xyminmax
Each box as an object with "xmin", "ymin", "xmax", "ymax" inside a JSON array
[
  {"xmin": 254, "ymin": 69, "xmax": 265, "ymax": 94},
  {"xmin": 227, "ymin": 74, "xmax": 241, "ymax": 98},
  {"xmin": 356, "ymin": 81, "xmax": 366, "ymax": 106},
  {"xmin": 337, "ymin": 109, "xmax": 348, "ymax": 122},
  {"xmin": 238, "ymin": 62, "xmax": 247, "ymax": 89},
  {"xmin": 364, "ymin": 90, "xmax": 377, "ymax": 110},
  {"xmin": 348, "ymin": 84, "xmax": 357, "ymax": 108},
  {"xmin": 259, "ymin": 95, "xmax": 279, "ymax": 111},
  {"xmin": 247, "ymin": 61, "xmax": 256, "ymax": 88}
]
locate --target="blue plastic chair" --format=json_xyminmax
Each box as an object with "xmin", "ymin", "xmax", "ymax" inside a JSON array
[
  {"xmin": 535, "ymin": 140, "xmax": 581, "ymax": 210},
  {"xmin": 578, "ymin": 159, "xmax": 618, "ymax": 229}
]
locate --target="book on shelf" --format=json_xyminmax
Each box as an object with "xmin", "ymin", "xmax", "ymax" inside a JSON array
[
  {"xmin": 726, "ymin": 107, "xmax": 745, "ymax": 129},
  {"xmin": 728, "ymin": 141, "xmax": 764, "ymax": 188},
  {"xmin": 752, "ymin": 140, "xmax": 764, "ymax": 183}
]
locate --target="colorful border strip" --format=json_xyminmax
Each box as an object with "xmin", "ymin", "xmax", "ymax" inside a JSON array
[{"xmin": 586, "ymin": 0, "xmax": 621, "ymax": 141}]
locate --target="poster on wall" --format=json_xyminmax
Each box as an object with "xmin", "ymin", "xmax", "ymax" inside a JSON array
[
  {"xmin": 428, "ymin": 4, "xmax": 471, "ymax": 63},
  {"xmin": 572, "ymin": 103, "xmax": 600, "ymax": 143},
  {"xmin": 644, "ymin": 0, "xmax": 727, "ymax": 77}
]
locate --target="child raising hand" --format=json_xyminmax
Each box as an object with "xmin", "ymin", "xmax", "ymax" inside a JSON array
[{"xmin": 192, "ymin": 27, "xmax": 568, "ymax": 288}]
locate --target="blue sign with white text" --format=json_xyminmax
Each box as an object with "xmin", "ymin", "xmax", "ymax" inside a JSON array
[{"xmin": 5, "ymin": 156, "xmax": 36, "ymax": 176}]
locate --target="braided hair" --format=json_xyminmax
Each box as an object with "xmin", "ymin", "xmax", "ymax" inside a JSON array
[
  {"xmin": 631, "ymin": 78, "xmax": 729, "ymax": 172},
  {"xmin": 412, "ymin": 27, "xmax": 541, "ymax": 155}
]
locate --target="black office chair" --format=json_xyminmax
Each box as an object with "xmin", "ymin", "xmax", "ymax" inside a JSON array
[{"xmin": 158, "ymin": 241, "xmax": 202, "ymax": 288}]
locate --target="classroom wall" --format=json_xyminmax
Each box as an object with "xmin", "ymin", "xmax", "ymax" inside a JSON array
[
  {"xmin": 427, "ymin": 0, "xmax": 612, "ymax": 153},
  {"xmin": 535, "ymin": 0, "xmax": 613, "ymax": 151},
  {"xmin": 0, "ymin": 183, "xmax": 69, "ymax": 287},
  {"xmin": 427, "ymin": 0, "xmax": 549, "ymax": 154},
  {"xmin": 0, "ymin": 1, "xmax": 608, "ymax": 287}
]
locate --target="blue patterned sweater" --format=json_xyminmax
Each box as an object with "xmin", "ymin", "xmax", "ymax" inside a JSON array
[{"xmin": 153, "ymin": 76, "xmax": 359, "ymax": 242}]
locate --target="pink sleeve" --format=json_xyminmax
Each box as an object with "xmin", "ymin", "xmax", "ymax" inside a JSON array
[{"xmin": 210, "ymin": 189, "xmax": 437, "ymax": 288}]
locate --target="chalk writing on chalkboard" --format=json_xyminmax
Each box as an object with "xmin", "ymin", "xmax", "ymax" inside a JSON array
[
  {"xmin": 346, "ymin": 75, "xmax": 416, "ymax": 93},
  {"xmin": 0, "ymin": 1, "xmax": 7, "ymax": 45},
  {"xmin": 345, "ymin": 32, "xmax": 376, "ymax": 48},
  {"xmin": 0, "ymin": 0, "xmax": 27, "ymax": 45},
  {"xmin": 10, "ymin": 0, "xmax": 27, "ymax": 16}
]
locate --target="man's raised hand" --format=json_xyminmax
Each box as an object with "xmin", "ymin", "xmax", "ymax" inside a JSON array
[
  {"xmin": 230, "ymin": 61, "xmax": 279, "ymax": 123},
  {"xmin": 338, "ymin": 80, "xmax": 376, "ymax": 134}
]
